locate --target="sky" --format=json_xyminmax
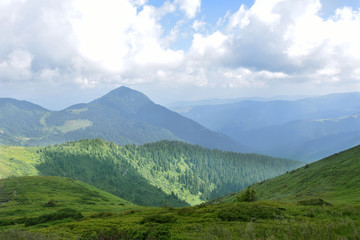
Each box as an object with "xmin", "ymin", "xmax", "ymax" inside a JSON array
[{"xmin": 1, "ymin": 0, "xmax": 360, "ymax": 110}]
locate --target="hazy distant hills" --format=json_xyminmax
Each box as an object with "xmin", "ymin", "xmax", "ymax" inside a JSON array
[
  {"xmin": 179, "ymin": 92, "xmax": 360, "ymax": 161},
  {"xmin": 0, "ymin": 98, "xmax": 51, "ymax": 145},
  {"xmin": 0, "ymin": 87, "xmax": 247, "ymax": 152}
]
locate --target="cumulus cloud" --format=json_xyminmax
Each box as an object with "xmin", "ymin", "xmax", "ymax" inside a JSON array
[
  {"xmin": 0, "ymin": 49, "xmax": 33, "ymax": 81},
  {"xmin": 191, "ymin": 31, "xmax": 228, "ymax": 56},
  {"xmin": 188, "ymin": 0, "xmax": 360, "ymax": 91},
  {"xmin": 174, "ymin": 0, "xmax": 201, "ymax": 19},
  {"xmin": 192, "ymin": 19, "xmax": 205, "ymax": 31},
  {"xmin": 1, "ymin": 0, "xmax": 360, "ymax": 107}
]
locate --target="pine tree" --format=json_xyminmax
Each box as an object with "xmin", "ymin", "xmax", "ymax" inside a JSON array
[{"xmin": 238, "ymin": 186, "xmax": 257, "ymax": 202}]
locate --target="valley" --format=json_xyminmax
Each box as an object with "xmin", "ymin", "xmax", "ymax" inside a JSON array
[
  {"xmin": 0, "ymin": 146, "xmax": 359, "ymax": 239},
  {"xmin": 0, "ymin": 139, "xmax": 301, "ymax": 206},
  {"xmin": 2, "ymin": 0, "xmax": 360, "ymax": 238},
  {"xmin": 1, "ymin": 87, "xmax": 360, "ymax": 239}
]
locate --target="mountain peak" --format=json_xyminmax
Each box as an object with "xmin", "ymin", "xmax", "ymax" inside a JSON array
[{"xmin": 91, "ymin": 86, "xmax": 153, "ymax": 114}]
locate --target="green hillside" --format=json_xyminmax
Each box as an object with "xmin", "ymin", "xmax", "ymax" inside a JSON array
[
  {"xmin": 217, "ymin": 145, "xmax": 360, "ymax": 204},
  {"xmin": 0, "ymin": 139, "xmax": 301, "ymax": 206},
  {"xmin": 0, "ymin": 176, "xmax": 132, "ymax": 220},
  {"xmin": 0, "ymin": 146, "xmax": 41, "ymax": 178},
  {"xmin": 1, "ymin": 145, "xmax": 360, "ymax": 239},
  {"xmin": 1, "ymin": 176, "xmax": 359, "ymax": 239}
]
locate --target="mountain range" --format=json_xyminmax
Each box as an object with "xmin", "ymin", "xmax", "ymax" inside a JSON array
[
  {"xmin": 178, "ymin": 92, "xmax": 360, "ymax": 161},
  {"xmin": 0, "ymin": 86, "xmax": 246, "ymax": 152}
]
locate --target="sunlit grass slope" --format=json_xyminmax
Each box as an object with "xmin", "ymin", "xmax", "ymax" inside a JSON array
[
  {"xmin": 0, "ymin": 176, "xmax": 133, "ymax": 221},
  {"xmin": 0, "ymin": 146, "xmax": 41, "ymax": 178},
  {"xmin": 219, "ymin": 145, "xmax": 360, "ymax": 204}
]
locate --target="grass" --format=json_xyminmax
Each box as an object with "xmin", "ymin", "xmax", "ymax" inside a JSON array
[
  {"xmin": 1, "ymin": 200, "xmax": 359, "ymax": 239},
  {"xmin": 217, "ymin": 145, "xmax": 360, "ymax": 205},
  {"xmin": 1, "ymin": 143, "xmax": 360, "ymax": 238},
  {"xmin": 0, "ymin": 174, "xmax": 360, "ymax": 239},
  {"xmin": 55, "ymin": 119, "xmax": 93, "ymax": 134},
  {"xmin": 0, "ymin": 176, "xmax": 133, "ymax": 222},
  {"xmin": 0, "ymin": 146, "xmax": 41, "ymax": 178}
]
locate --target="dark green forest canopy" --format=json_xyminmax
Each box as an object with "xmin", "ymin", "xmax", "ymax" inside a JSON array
[{"xmin": 36, "ymin": 139, "xmax": 302, "ymax": 206}]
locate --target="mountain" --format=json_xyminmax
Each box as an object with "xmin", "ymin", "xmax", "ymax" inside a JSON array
[
  {"xmin": 0, "ymin": 139, "xmax": 302, "ymax": 206},
  {"xmin": 217, "ymin": 144, "xmax": 360, "ymax": 204},
  {"xmin": 0, "ymin": 86, "xmax": 247, "ymax": 152},
  {"xmin": 239, "ymin": 114, "xmax": 360, "ymax": 160},
  {"xmin": 0, "ymin": 98, "xmax": 50, "ymax": 145},
  {"xmin": 179, "ymin": 92, "xmax": 360, "ymax": 161}
]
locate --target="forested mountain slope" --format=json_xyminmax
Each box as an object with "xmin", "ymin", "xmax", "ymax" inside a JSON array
[
  {"xmin": 0, "ymin": 139, "xmax": 302, "ymax": 206},
  {"xmin": 0, "ymin": 99, "xmax": 51, "ymax": 145}
]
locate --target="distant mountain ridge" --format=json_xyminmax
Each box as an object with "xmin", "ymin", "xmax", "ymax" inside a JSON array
[
  {"xmin": 179, "ymin": 92, "xmax": 360, "ymax": 161},
  {"xmin": 0, "ymin": 86, "xmax": 247, "ymax": 152}
]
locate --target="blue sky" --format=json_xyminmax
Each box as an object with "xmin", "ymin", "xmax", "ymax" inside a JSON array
[{"xmin": 1, "ymin": 0, "xmax": 360, "ymax": 109}]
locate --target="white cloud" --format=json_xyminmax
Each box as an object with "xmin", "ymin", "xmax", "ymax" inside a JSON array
[
  {"xmin": 221, "ymin": 0, "xmax": 360, "ymax": 87},
  {"xmin": 75, "ymin": 76, "xmax": 98, "ymax": 88},
  {"xmin": 0, "ymin": 49, "xmax": 33, "ymax": 80},
  {"xmin": 192, "ymin": 19, "xmax": 205, "ymax": 31},
  {"xmin": 174, "ymin": 0, "xmax": 201, "ymax": 19},
  {"xmin": 250, "ymin": 0, "xmax": 283, "ymax": 25},
  {"xmin": 223, "ymin": 68, "xmax": 288, "ymax": 88},
  {"xmin": 1, "ymin": 0, "xmax": 360, "ymax": 107},
  {"xmin": 70, "ymin": 0, "xmax": 136, "ymax": 72},
  {"xmin": 37, "ymin": 68, "xmax": 60, "ymax": 81},
  {"xmin": 191, "ymin": 31, "xmax": 228, "ymax": 56}
]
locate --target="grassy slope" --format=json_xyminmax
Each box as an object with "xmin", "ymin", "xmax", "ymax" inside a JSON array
[
  {"xmin": 1, "ymin": 195, "xmax": 360, "ymax": 239},
  {"xmin": 218, "ymin": 145, "xmax": 360, "ymax": 205},
  {"xmin": 0, "ymin": 146, "xmax": 41, "ymax": 179},
  {"xmin": 0, "ymin": 176, "xmax": 133, "ymax": 221},
  {"xmin": 1, "ymin": 150, "xmax": 360, "ymax": 239}
]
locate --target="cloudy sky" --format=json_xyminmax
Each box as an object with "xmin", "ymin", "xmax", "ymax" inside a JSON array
[{"xmin": 1, "ymin": 0, "xmax": 360, "ymax": 109}]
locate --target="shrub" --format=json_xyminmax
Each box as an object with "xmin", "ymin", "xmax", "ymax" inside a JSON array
[
  {"xmin": 140, "ymin": 213, "xmax": 176, "ymax": 224},
  {"xmin": 89, "ymin": 212, "xmax": 113, "ymax": 219},
  {"xmin": 218, "ymin": 203, "xmax": 284, "ymax": 222},
  {"xmin": 25, "ymin": 208, "xmax": 83, "ymax": 227},
  {"xmin": 297, "ymin": 198, "xmax": 332, "ymax": 206},
  {"xmin": 44, "ymin": 199, "xmax": 56, "ymax": 207},
  {"xmin": 0, "ymin": 219, "xmax": 15, "ymax": 226}
]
